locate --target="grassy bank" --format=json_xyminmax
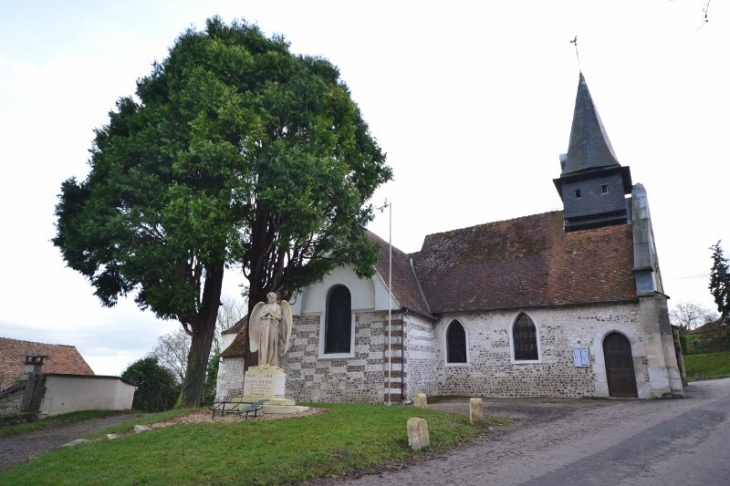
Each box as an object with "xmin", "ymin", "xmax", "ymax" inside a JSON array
[
  {"xmin": 684, "ymin": 351, "xmax": 730, "ymax": 381},
  {"xmin": 2, "ymin": 403, "xmax": 496, "ymax": 485}
]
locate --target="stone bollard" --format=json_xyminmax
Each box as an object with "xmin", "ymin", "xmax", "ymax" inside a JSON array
[
  {"xmin": 407, "ymin": 417, "xmax": 430, "ymax": 451},
  {"xmin": 469, "ymin": 398, "xmax": 483, "ymax": 425},
  {"xmin": 413, "ymin": 393, "xmax": 428, "ymax": 408}
]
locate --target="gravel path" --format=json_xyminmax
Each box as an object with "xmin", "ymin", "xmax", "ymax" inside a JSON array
[
  {"xmin": 333, "ymin": 380, "xmax": 730, "ymax": 485},
  {"xmin": 0, "ymin": 413, "xmax": 142, "ymax": 471}
]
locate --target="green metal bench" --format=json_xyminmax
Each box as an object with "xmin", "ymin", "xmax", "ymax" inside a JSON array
[
  {"xmin": 210, "ymin": 399, "xmax": 267, "ymax": 420},
  {"xmin": 239, "ymin": 400, "xmax": 267, "ymax": 420}
]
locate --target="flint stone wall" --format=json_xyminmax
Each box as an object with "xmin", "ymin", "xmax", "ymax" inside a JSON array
[
  {"xmin": 402, "ymin": 314, "xmax": 439, "ymax": 397},
  {"xmin": 282, "ymin": 311, "xmax": 389, "ymax": 403},
  {"xmin": 216, "ymin": 356, "xmax": 245, "ymax": 401},
  {"xmin": 433, "ymin": 302, "xmax": 646, "ymax": 398},
  {"xmin": 0, "ymin": 385, "xmax": 24, "ymax": 416},
  {"xmin": 221, "ymin": 299, "xmax": 679, "ymax": 402}
]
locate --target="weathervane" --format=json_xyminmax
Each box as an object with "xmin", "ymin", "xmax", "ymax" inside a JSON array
[{"xmin": 570, "ymin": 35, "xmax": 581, "ymax": 72}]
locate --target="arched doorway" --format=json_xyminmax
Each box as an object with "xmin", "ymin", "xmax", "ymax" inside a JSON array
[{"xmin": 603, "ymin": 332, "xmax": 638, "ymax": 398}]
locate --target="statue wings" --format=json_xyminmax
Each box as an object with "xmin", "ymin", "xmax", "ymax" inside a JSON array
[
  {"xmin": 279, "ymin": 300, "xmax": 293, "ymax": 356},
  {"xmin": 248, "ymin": 301, "xmax": 265, "ymax": 354},
  {"xmin": 247, "ymin": 299, "xmax": 293, "ymax": 357}
]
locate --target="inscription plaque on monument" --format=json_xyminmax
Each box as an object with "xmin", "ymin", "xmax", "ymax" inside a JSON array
[{"xmin": 244, "ymin": 367, "xmax": 287, "ymax": 398}]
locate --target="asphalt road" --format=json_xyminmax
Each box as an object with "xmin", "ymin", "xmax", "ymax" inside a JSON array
[{"xmin": 341, "ymin": 378, "xmax": 730, "ymax": 486}]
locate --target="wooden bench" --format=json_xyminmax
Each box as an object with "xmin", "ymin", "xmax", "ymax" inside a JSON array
[{"xmin": 210, "ymin": 399, "xmax": 267, "ymax": 420}]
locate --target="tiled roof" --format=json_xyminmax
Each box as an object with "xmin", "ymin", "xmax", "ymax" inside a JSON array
[
  {"xmin": 0, "ymin": 337, "xmax": 95, "ymax": 386},
  {"xmin": 222, "ymin": 316, "xmax": 247, "ymax": 335},
  {"xmin": 410, "ymin": 210, "xmax": 637, "ymax": 313},
  {"xmin": 369, "ymin": 231, "xmax": 431, "ymax": 317},
  {"xmin": 687, "ymin": 319, "xmax": 726, "ymax": 335}
]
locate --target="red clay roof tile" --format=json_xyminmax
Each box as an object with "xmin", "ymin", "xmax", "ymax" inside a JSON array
[{"xmin": 0, "ymin": 337, "xmax": 94, "ymax": 387}]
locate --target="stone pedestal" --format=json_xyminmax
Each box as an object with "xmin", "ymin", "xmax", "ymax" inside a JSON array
[
  {"xmin": 244, "ymin": 367, "xmax": 287, "ymax": 399},
  {"xmin": 413, "ymin": 393, "xmax": 428, "ymax": 408},
  {"xmin": 238, "ymin": 367, "xmax": 308, "ymax": 414}
]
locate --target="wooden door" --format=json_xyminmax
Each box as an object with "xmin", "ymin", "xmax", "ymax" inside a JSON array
[{"xmin": 603, "ymin": 332, "xmax": 638, "ymax": 398}]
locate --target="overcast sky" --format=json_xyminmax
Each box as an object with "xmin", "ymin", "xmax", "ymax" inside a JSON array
[{"xmin": 1, "ymin": 0, "xmax": 727, "ymax": 376}]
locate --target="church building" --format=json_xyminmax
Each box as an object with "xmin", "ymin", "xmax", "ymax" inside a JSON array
[{"xmin": 217, "ymin": 74, "xmax": 685, "ymax": 403}]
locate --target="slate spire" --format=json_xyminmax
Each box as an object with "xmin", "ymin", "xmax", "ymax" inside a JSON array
[
  {"xmin": 562, "ymin": 73, "xmax": 620, "ymax": 174},
  {"xmin": 554, "ymin": 73, "xmax": 633, "ymax": 232}
]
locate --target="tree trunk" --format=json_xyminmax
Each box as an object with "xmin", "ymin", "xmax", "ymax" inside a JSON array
[{"xmin": 181, "ymin": 259, "xmax": 225, "ymax": 407}]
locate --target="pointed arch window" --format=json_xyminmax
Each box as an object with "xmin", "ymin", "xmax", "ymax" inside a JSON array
[
  {"xmin": 446, "ymin": 320, "xmax": 467, "ymax": 363},
  {"xmin": 325, "ymin": 285, "xmax": 352, "ymax": 354},
  {"xmin": 513, "ymin": 313, "xmax": 538, "ymax": 361}
]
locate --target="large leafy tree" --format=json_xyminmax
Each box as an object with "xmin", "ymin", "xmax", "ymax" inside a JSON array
[
  {"xmin": 669, "ymin": 301, "xmax": 719, "ymax": 333},
  {"xmin": 53, "ymin": 17, "xmax": 391, "ymax": 406}
]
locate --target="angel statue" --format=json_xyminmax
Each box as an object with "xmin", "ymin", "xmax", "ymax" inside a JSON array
[{"xmin": 249, "ymin": 292, "xmax": 293, "ymax": 368}]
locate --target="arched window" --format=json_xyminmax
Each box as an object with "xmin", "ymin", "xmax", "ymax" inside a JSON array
[
  {"xmin": 325, "ymin": 286, "xmax": 351, "ymax": 354},
  {"xmin": 446, "ymin": 320, "xmax": 467, "ymax": 363},
  {"xmin": 513, "ymin": 313, "xmax": 538, "ymax": 361}
]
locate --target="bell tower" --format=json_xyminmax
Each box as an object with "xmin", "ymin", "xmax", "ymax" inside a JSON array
[{"xmin": 553, "ymin": 73, "xmax": 632, "ymax": 231}]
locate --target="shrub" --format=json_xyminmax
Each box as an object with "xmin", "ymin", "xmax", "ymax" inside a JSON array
[{"xmin": 122, "ymin": 357, "xmax": 179, "ymax": 412}]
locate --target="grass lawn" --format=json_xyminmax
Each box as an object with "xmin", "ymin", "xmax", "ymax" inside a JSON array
[
  {"xmin": 683, "ymin": 351, "xmax": 730, "ymax": 381},
  {"xmin": 1, "ymin": 403, "xmax": 498, "ymax": 485}
]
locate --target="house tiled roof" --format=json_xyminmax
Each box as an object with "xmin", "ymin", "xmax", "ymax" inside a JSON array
[
  {"xmin": 0, "ymin": 337, "xmax": 95, "ymax": 387},
  {"xmin": 408, "ymin": 210, "xmax": 637, "ymax": 314},
  {"xmin": 369, "ymin": 231, "xmax": 431, "ymax": 317},
  {"xmin": 687, "ymin": 319, "xmax": 726, "ymax": 335}
]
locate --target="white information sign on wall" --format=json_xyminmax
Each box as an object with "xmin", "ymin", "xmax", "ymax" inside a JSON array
[{"xmin": 573, "ymin": 347, "xmax": 589, "ymax": 367}]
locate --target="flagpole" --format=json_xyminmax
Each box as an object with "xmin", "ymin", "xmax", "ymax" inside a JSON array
[{"xmin": 388, "ymin": 201, "xmax": 392, "ymax": 405}]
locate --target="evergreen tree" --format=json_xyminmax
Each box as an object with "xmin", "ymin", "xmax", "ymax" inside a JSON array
[
  {"xmin": 709, "ymin": 241, "xmax": 730, "ymax": 327},
  {"xmin": 53, "ymin": 18, "xmax": 391, "ymax": 406}
]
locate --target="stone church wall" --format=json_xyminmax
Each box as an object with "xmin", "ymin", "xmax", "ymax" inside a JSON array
[
  {"xmin": 434, "ymin": 302, "xmax": 649, "ymax": 398},
  {"xmin": 283, "ymin": 311, "xmax": 389, "ymax": 403},
  {"xmin": 219, "ymin": 300, "xmax": 679, "ymax": 402},
  {"xmin": 402, "ymin": 314, "xmax": 439, "ymax": 398},
  {"xmin": 216, "ymin": 356, "xmax": 246, "ymax": 401}
]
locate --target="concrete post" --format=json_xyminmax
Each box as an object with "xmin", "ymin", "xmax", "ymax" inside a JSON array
[
  {"xmin": 407, "ymin": 417, "xmax": 430, "ymax": 451},
  {"xmin": 469, "ymin": 398, "xmax": 483, "ymax": 425},
  {"xmin": 413, "ymin": 393, "xmax": 427, "ymax": 408}
]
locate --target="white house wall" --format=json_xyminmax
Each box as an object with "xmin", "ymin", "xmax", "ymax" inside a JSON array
[{"xmin": 39, "ymin": 375, "xmax": 135, "ymax": 416}]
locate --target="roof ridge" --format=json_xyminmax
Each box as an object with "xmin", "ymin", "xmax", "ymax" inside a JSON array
[{"xmin": 422, "ymin": 210, "xmax": 563, "ymax": 240}]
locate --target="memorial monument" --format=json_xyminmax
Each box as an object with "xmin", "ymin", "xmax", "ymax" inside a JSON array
[{"xmin": 241, "ymin": 293, "xmax": 305, "ymax": 413}]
